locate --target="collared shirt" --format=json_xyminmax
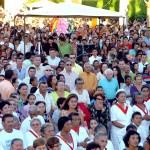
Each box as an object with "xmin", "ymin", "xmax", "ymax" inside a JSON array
[
  {"xmin": 60, "ymin": 70, "xmax": 78, "ymax": 91},
  {"xmin": 20, "ymin": 115, "xmax": 45, "ymax": 133},
  {"xmin": 98, "ymin": 77, "xmax": 119, "ymax": 99},
  {"xmin": 34, "ymin": 89, "xmax": 56, "ymax": 113},
  {"xmin": 23, "ymin": 59, "xmax": 32, "ymax": 68},
  {"xmin": 0, "ymin": 80, "xmax": 15, "ymax": 100},
  {"xmin": 72, "ymin": 63, "xmax": 83, "ymax": 75},
  {"xmin": 12, "ymin": 66, "xmax": 26, "ymax": 80},
  {"xmin": 89, "ymin": 55, "xmax": 102, "ymax": 65},
  {"xmin": 138, "ymin": 61, "xmax": 149, "ymax": 73},
  {"xmin": 79, "ymin": 72, "xmax": 98, "ymax": 90},
  {"xmin": 47, "ymin": 56, "xmax": 60, "ymax": 66},
  {"xmin": 25, "ymin": 64, "xmax": 45, "ymax": 80}
]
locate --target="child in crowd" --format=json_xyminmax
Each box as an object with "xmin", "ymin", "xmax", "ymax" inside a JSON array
[
  {"xmin": 88, "ymin": 118, "xmax": 98, "ymax": 140},
  {"xmin": 23, "ymin": 94, "xmax": 36, "ymax": 116}
]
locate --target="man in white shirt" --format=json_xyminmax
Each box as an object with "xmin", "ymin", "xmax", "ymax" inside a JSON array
[
  {"xmin": 47, "ymin": 48, "xmax": 60, "ymax": 69},
  {"xmin": 20, "ymin": 105, "xmax": 45, "ymax": 133},
  {"xmin": 25, "ymin": 55, "xmax": 45, "ymax": 80},
  {"xmin": 60, "ymin": 60, "xmax": 78, "ymax": 91},
  {"xmin": 0, "ymin": 114, "xmax": 26, "ymax": 150},
  {"xmin": 22, "ymin": 66, "xmax": 36, "ymax": 86},
  {"xmin": 35, "ymin": 82, "xmax": 56, "ymax": 113},
  {"xmin": 89, "ymin": 49, "xmax": 101, "ymax": 65},
  {"xmin": 138, "ymin": 53, "xmax": 149, "ymax": 73},
  {"xmin": 17, "ymin": 34, "xmax": 33, "ymax": 54}
]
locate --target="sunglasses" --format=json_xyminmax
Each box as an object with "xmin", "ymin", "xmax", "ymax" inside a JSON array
[
  {"xmin": 46, "ymin": 70, "xmax": 52, "ymax": 71},
  {"xmin": 70, "ymin": 57, "xmax": 75, "ymax": 59},
  {"xmin": 66, "ymin": 64, "xmax": 72, "ymax": 66}
]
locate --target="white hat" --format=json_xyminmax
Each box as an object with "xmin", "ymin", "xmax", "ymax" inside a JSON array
[{"xmin": 116, "ymin": 89, "xmax": 126, "ymax": 94}]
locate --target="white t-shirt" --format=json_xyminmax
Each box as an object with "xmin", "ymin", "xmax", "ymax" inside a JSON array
[
  {"xmin": 71, "ymin": 89, "xmax": 90, "ymax": 104},
  {"xmin": 0, "ymin": 129, "xmax": 26, "ymax": 150},
  {"xmin": 20, "ymin": 115, "xmax": 45, "ymax": 133}
]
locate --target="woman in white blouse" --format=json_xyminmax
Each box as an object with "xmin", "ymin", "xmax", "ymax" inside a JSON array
[{"xmin": 25, "ymin": 117, "xmax": 41, "ymax": 150}]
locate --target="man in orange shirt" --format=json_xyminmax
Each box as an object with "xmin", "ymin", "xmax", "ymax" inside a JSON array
[
  {"xmin": 79, "ymin": 63, "xmax": 98, "ymax": 96},
  {"xmin": 0, "ymin": 70, "xmax": 15, "ymax": 100}
]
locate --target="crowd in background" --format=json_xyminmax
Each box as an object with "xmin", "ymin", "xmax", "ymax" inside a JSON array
[{"xmin": 0, "ymin": 17, "xmax": 149, "ymax": 150}]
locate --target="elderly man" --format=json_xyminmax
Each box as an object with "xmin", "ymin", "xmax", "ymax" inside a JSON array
[
  {"xmin": 20, "ymin": 105, "xmax": 45, "ymax": 133},
  {"xmin": 60, "ymin": 60, "xmax": 78, "ymax": 91},
  {"xmin": 34, "ymin": 82, "xmax": 56, "ymax": 113},
  {"xmin": 0, "ymin": 114, "xmax": 26, "ymax": 150},
  {"xmin": 39, "ymin": 65, "xmax": 53, "ymax": 82},
  {"xmin": 98, "ymin": 68, "xmax": 119, "ymax": 105},
  {"xmin": 79, "ymin": 63, "xmax": 97, "ymax": 96}
]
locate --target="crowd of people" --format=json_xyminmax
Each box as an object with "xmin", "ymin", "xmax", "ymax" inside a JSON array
[{"xmin": 0, "ymin": 17, "xmax": 150, "ymax": 150}]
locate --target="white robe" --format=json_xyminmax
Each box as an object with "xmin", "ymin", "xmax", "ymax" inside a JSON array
[
  {"xmin": 132, "ymin": 104, "xmax": 150, "ymax": 137},
  {"xmin": 111, "ymin": 103, "xmax": 133, "ymax": 150}
]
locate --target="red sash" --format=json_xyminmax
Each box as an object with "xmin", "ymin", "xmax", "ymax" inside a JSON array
[
  {"xmin": 29, "ymin": 130, "xmax": 39, "ymax": 138},
  {"xmin": 116, "ymin": 103, "xmax": 128, "ymax": 115},
  {"xmin": 145, "ymin": 97, "xmax": 150, "ymax": 102},
  {"xmin": 0, "ymin": 116, "xmax": 3, "ymax": 119},
  {"xmin": 56, "ymin": 133, "xmax": 74, "ymax": 150},
  {"xmin": 135, "ymin": 104, "xmax": 148, "ymax": 115},
  {"xmin": 72, "ymin": 127, "xmax": 80, "ymax": 133}
]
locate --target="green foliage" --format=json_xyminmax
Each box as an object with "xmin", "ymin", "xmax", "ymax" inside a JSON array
[
  {"xmin": 50, "ymin": 0, "xmax": 65, "ymax": 3},
  {"xmin": 128, "ymin": 0, "xmax": 146, "ymax": 19},
  {"xmin": 27, "ymin": 0, "xmax": 42, "ymax": 4}
]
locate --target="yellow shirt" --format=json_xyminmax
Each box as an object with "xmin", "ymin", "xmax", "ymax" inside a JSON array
[
  {"xmin": 72, "ymin": 63, "xmax": 83, "ymax": 75},
  {"xmin": 50, "ymin": 91, "xmax": 70, "ymax": 105},
  {"xmin": 79, "ymin": 72, "xmax": 98, "ymax": 91}
]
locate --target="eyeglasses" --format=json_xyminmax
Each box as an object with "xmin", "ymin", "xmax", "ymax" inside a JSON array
[
  {"xmin": 76, "ymin": 83, "xmax": 84, "ymax": 85},
  {"xmin": 10, "ymin": 103, "xmax": 16, "ymax": 106},
  {"xmin": 96, "ymin": 98, "xmax": 103, "ymax": 101},
  {"xmin": 66, "ymin": 64, "xmax": 72, "ymax": 66},
  {"xmin": 142, "ymin": 90, "xmax": 149, "ymax": 92},
  {"xmin": 70, "ymin": 57, "xmax": 76, "ymax": 59},
  {"xmin": 53, "ymin": 143, "xmax": 62, "ymax": 147},
  {"xmin": 46, "ymin": 70, "xmax": 52, "ymax": 71},
  {"xmin": 31, "ymin": 123, "xmax": 40, "ymax": 126}
]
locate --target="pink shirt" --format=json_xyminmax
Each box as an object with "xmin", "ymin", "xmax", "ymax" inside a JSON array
[{"xmin": 0, "ymin": 80, "xmax": 15, "ymax": 100}]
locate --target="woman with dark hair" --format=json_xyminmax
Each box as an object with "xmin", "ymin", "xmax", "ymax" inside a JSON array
[
  {"xmin": 47, "ymin": 137, "xmax": 61, "ymax": 150},
  {"xmin": 47, "ymin": 75, "xmax": 57, "ymax": 93},
  {"xmin": 17, "ymin": 83, "xmax": 28, "ymax": 107},
  {"xmin": 123, "ymin": 130, "xmax": 143, "ymax": 150},
  {"xmin": 12, "ymin": 78, "xmax": 19, "ymax": 92},
  {"xmin": 50, "ymin": 81, "xmax": 70, "ymax": 105},
  {"xmin": 88, "ymin": 93, "xmax": 110, "ymax": 129},
  {"xmin": 60, "ymin": 94, "xmax": 84, "ymax": 125},
  {"xmin": 111, "ymin": 90, "xmax": 133, "ymax": 150},
  {"xmin": 35, "ymin": 101, "xmax": 53, "ymax": 123},
  {"xmin": 96, "ymin": 63, "xmax": 108, "ymax": 82},
  {"xmin": 132, "ymin": 62, "xmax": 139, "ymax": 74},
  {"xmin": 132, "ymin": 92, "xmax": 150, "ymax": 138},
  {"xmin": 113, "ymin": 66, "xmax": 124, "ymax": 87},
  {"xmin": 56, "ymin": 116, "xmax": 78, "ymax": 150}
]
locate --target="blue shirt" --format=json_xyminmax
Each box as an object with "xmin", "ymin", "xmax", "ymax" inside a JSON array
[
  {"xmin": 98, "ymin": 77, "xmax": 119, "ymax": 100},
  {"xmin": 129, "ymin": 49, "xmax": 136, "ymax": 56},
  {"xmin": 39, "ymin": 75, "xmax": 48, "ymax": 82},
  {"xmin": 13, "ymin": 66, "xmax": 26, "ymax": 80}
]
